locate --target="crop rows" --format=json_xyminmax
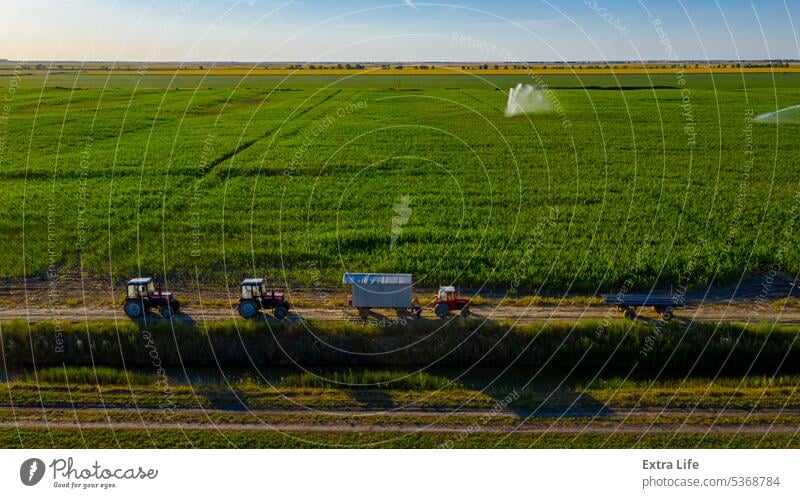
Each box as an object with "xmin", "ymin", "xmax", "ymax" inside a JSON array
[{"xmin": 0, "ymin": 72, "xmax": 798, "ymax": 291}]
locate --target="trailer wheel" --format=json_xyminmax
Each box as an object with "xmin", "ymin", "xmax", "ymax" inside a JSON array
[
  {"xmin": 124, "ymin": 301, "xmax": 143, "ymax": 319},
  {"xmin": 660, "ymin": 307, "xmax": 674, "ymax": 322},
  {"xmin": 623, "ymin": 308, "xmax": 636, "ymax": 320},
  {"xmin": 435, "ymin": 303, "xmax": 451, "ymax": 319},
  {"xmin": 274, "ymin": 305, "xmax": 288, "ymax": 320},
  {"xmin": 359, "ymin": 308, "xmax": 370, "ymax": 320},
  {"xmin": 161, "ymin": 305, "xmax": 174, "ymax": 319},
  {"xmin": 171, "ymin": 299, "xmax": 181, "ymax": 312},
  {"xmin": 460, "ymin": 307, "xmax": 470, "ymax": 318}
]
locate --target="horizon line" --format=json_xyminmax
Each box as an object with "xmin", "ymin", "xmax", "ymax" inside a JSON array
[{"xmin": 2, "ymin": 58, "xmax": 799, "ymax": 64}]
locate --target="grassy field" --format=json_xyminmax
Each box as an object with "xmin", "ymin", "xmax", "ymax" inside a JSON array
[
  {"xmin": 3, "ymin": 370, "xmax": 800, "ymax": 448},
  {"xmin": 6, "ymin": 369, "xmax": 800, "ymax": 410},
  {"xmin": 4, "ymin": 312, "xmax": 800, "ymax": 448},
  {"xmin": 0, "ymin": 71, "xmax": 798, "ymax": 293},
  {"xmin": 6, "ymin": 428, "xmax": 798, "ymax": 449},
  {"xmin": 3, "ymin": 319, "xmax": 800, "ymax": 374}
]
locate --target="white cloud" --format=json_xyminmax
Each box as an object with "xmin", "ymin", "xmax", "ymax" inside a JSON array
[{"xmin": 404, "ymin": 0, "xmax": 417, "ymax": 10}]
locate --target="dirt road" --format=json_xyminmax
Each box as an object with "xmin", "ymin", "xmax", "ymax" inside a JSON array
[
  {"xmin": 2, "ymin": 302, "xmax": 799, "ymax": 324},
  {"xmin": 3, "ymin": 404, "xmax": 798, "ymax": 434},
  {"xmin": 4, "ymin": 405, "xmax": 800, "ymax": 418},
  {"xmin": 2, "ymin": 272, "xmax": 798, "ymax": 324}
]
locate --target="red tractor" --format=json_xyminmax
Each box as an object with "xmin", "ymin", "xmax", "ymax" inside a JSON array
[
  {"xmin": 237, "ymin": 278, "xmax": 291, "ymax": 319},
  {"xmin": 434, "ymin": 285, "xmax": 471, "ymax": 318},
  {"xmin": 123, "ymin": 277, "xmax": 180, "ymax": 319}
]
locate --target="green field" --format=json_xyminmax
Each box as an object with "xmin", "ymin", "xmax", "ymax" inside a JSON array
[{"xmin": 1, "ymin": 72, "xmax": 799, "ymax": 290}]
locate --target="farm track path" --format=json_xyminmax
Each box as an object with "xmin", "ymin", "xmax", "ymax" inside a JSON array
[
  {"xmin": 2, "ymin": 303, "xmax": 800, "ymax": 324},
  {"xmin": 2, "ymin": 272, "xmax": 798, "ymax": 324}
]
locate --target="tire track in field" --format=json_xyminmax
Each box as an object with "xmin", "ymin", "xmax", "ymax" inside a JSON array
[
  {"xmin": 0, "ymin": 91, "xmax": 245, "ymax": 181},
  {"xmin": 197, "ymin": 89, "xmax": 343, "ymax": 177},
  {"xmin": 459, "ymin": 90, "xmax": 501, "ymax": 113}
]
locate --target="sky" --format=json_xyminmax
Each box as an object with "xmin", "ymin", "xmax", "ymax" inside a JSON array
[{"xmin": 1, "ymin": 0, "xmax": 799, "ymax": 62}]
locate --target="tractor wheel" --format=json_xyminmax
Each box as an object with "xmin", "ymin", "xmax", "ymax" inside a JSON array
[
  {"xmin": 460, "ymin": 307, "xmax": 470, "ymax": 318},
  {"xmin": 124, "ymin": 301, "xmax": 143, "ymax": 319},
  {"xmin": 161, "ymin": 305, "xmax": 174, "ymax": 319},
  {"xmin": 171, "ymin": 299, "xmax": 181, "ymax": 312},
  {"xmin": 274, "ymin": 305, "xmax": 288, "ymax": 320},
  {"xmin": 623, "ymin": 308, "xmax": 636, "ymax": 320},
  {"xmin": 435, "ymin": 303, "xmax": 451, "ymax": 319},
  {"xmin": 238, "ymin": 301, "xmax": 258, "ymax": 319},
  {"xmin": 359, "ymin": 308, "xmax": 370, "ymax": 320}
]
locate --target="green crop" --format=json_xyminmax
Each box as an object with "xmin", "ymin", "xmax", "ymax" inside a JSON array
[{"xmin": 0, "ymin": 72, "xmax": 798, "ymax": 292}]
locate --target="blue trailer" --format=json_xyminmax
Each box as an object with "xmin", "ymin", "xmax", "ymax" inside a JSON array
[{"xmin": 601, "ymin": 293, "xmax": 686, "ymax": 321}]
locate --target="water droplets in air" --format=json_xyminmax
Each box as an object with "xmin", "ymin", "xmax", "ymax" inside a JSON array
[
  {"xmin": 505, "ymin": 83, "xmax": 553, "ymax": 117},
  {"xmin": 754, "ymin": 104, "xmax": 800, "ymax": 124}
]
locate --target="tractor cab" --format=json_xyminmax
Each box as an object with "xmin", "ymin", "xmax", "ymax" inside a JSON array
[
  {"xmin": 237, "ymin": 278, "xmax": 290, "ymax": 320},
  {"xmin": 437, "ymin": 286, "xmax": 457, "ymax": 303},
  {"xmin": 127, "ymin": 277, "xmax": 156, "ymax": 299},
  {"xmin": 434, "ymin": 285, "xmax": 471, "ymax": 318},
  {"xmin": 241, "ymin": 278, "xmax": 266, "ymax": 299}
]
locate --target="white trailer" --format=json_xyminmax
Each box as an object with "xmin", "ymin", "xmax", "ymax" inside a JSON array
[{"xmin": 343, "ymin": 273, "xmax": 421, "ymax": 319}]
